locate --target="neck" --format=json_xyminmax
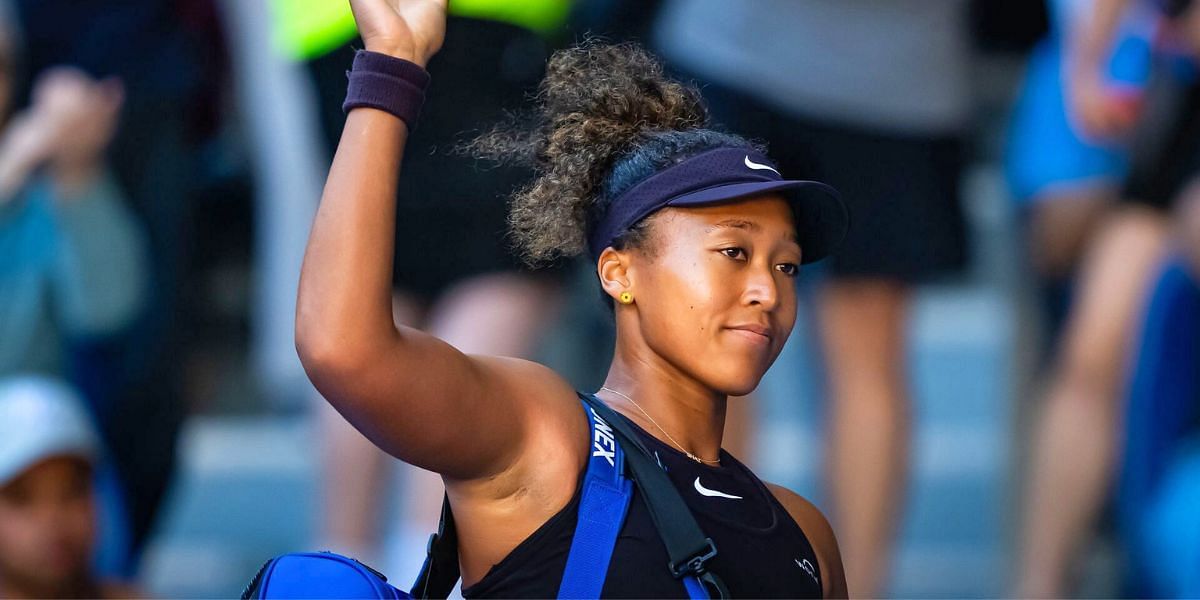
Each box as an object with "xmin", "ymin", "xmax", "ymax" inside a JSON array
[{"xmin": 599, "ymin": 332, "xmax": 727, "ymax": 463}]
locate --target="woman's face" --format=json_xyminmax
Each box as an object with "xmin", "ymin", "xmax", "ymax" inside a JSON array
[{"xmin": 614, "ymin": 194, "xmax": 801, "ymax": 396}]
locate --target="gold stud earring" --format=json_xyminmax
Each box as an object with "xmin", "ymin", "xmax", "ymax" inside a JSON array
[{"xmin": 618, "ymin": 291, "xmax": 634, "ymax": 305}]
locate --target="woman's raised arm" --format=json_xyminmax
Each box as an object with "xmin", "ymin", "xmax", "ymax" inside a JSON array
[{"xmin": 295, "ymin": 0, "xmax": 575, "ymax": 482}]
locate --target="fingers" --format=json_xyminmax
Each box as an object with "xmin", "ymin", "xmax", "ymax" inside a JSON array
[
  {"xmin": 25, "ymin": 71, "xmax": 124, "ymax": 166},
  {"xmin": 347, "ymin": 0, "xmax": 446, "ymax": 62}
]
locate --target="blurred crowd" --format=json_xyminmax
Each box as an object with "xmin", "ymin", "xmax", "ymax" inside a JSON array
[{"xmin": 1, "ymin": 0, "xmax": 1198, "ymax": 598}]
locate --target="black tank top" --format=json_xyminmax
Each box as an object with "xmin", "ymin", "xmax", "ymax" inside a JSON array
[{"xmin": 462, "ymin": 417, "xmax": 824, "ymax": 598}]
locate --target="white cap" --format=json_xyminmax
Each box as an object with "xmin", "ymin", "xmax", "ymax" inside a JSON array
[{"xmin": 0, "ymin": 376, "xmax": 99, "ymax": 486}]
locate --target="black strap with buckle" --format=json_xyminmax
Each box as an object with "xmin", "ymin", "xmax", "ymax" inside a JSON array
[{"xmin": 409, "ymin": 494, "xmax": 460, "ymax": 598}]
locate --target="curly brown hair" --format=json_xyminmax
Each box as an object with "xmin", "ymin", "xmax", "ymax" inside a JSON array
[{"xmin": 466, "ymin": 40, "xmax": 759, "ymax": 266}]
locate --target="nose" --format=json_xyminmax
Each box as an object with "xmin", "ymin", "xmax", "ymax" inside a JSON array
[{"xmin": 742, "ymin": 263, "xmax": 781, "ymax": 311}]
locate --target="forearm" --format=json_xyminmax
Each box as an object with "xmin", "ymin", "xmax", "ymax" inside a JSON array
[
  {"xmin": 296, "ymin": 108, "xmax": 408, "ymax": 369},
  {"xmin": 292, "ymin": 1, "xmax": 526, "ymax": 479},
  {"xmin": 1068, "ymin": 0, "xmax": 1130, "ymax": 80}
]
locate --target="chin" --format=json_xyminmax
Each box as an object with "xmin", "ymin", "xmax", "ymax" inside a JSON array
[
  {"xmin": 723, "ymin": 383, "xmax": 759, "ymax": 397},
  {"xmin": 704, "ymin": 366, "xmax": 767, "ymax": 398}
]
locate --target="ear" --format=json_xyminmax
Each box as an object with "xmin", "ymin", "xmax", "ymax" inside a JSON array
[{"xmin": 597, "ymin": 247, "xmax": 634, "ymax": 303}]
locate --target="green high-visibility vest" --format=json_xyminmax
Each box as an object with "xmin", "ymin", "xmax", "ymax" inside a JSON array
[{"xmin": 271, "ymin": 0, "xmax": 572, "ymax": 61}]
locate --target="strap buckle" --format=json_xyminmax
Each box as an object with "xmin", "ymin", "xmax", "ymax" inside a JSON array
[{"xmin": 668, "ymin": 538, "xmax": 718, "ymax": 578}]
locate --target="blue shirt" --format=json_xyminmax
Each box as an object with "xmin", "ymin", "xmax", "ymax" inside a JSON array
[{"xmin": 0, "ymin": 173, "xmax": 146, "ymax": 376}]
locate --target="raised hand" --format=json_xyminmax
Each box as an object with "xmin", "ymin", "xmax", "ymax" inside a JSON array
[
  {"xmin": 348, "ymin": 0, "xmax": 447, "ymax": 66},
  {"xmin": 0, "ymin": 68, "xmax": 123, "ymax": 200},
  {"xmin": 30, "ymin": 67, "xmax": 124, "ymax": 173}
]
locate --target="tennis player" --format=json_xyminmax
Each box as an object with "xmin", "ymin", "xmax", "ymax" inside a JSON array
[{"xmin": 296, "ymin": 1, "xmax": 849, "ymax": 596}]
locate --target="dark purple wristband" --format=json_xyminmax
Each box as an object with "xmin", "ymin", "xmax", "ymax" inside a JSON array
[{"xmin": 342, "ymin": 50, "xmax": 431, "ymax": 128}]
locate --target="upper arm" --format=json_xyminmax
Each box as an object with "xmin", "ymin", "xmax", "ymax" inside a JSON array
[
  {"xmin": 295, "ymin": 108, "xmax": 586, "ymax": 487},
  {"xmin": 766, "ymin": 483, "xmax": 847, "ymax": 599},
  {"xmin": 303, "ymin": 322, "xmax": 583, "ymax": 482}
]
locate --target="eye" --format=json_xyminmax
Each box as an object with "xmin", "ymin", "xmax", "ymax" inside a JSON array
[
  {"xmin": 776, "ymin": 263, "xmax": 799, "ymax": 277},
  {"xmin": 720, "ymin": 247, "xmax": 746, "ymax": 260}
]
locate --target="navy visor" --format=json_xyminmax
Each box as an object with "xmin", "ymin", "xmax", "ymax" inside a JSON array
[{"xmin": 587, "ymin": 147, "xmax": 848, "ymax": 263}]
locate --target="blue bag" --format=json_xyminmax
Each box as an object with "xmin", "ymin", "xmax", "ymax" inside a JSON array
[{"xmin": 242, "ymin": 552, "xmax": 409, "ymax": 599}]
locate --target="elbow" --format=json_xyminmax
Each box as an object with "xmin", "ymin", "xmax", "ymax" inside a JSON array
[
  {"xmin": 295, "ymin": 298, "xmax": 350, "ymax": 378},
  {"xmin": 294, "ymin": 318, "xmax": 389, "ymax": 394},
  {"xmin": 294, "ymin": 305, "xmax": 351, "ymax": 374},
  {"xmin": 295, "ymin": 333, "xmax": 366, "ymax": 410},
  {"xmin": 295, "ymin": 325, "xmax": 355, "ymax": 384},
  {"xmin": 294, "ymin": 298, "xmax": 400, "ymax": 399},
  {"xmin": 295, "ymin": 331, "xmax": 328, "ymax": 377}
]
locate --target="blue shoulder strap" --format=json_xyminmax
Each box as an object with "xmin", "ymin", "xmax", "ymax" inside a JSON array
[
  {"xmin": 578, "ymin": 394, "xmax": 722, "ymax": 600},
  {"xmin": 557, "ymin": 399, "xmax": 635, "ymax": 599},
  {"xmin": 559, "ymin": 396, "xmax": 717, "ymax": 600}
]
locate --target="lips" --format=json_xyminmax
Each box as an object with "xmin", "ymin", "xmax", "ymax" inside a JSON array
[{"xmin": 726, "ymin": 323, "xmax": 772, "ymax": 344}]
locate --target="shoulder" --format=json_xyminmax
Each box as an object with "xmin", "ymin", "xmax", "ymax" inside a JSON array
[{"xmin": 765, "ymin": 483, "xmax": 848, "ymax": 599}]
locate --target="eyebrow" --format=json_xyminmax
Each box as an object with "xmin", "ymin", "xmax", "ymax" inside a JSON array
[
  {"xmin": 706, "ymin": 219, "xmax": 799, "ymax": 244},
  {"xmin": 706, "ymin": 219, "xmax": 759, "ymax": 233}
]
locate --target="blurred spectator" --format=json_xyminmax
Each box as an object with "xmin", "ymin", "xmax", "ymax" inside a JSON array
[
  {"xmin": 0, "ymin": 3, "xmax": 149, "ymax": 579},
  {"xmin": 1017, "ymin": 0, "xmax": 1200, "ymax": 596},
  {"xmin": 0, "ymin": 376, "xmax": 139, "ymax": 599},
  {"xmin": 266, "ymin": 0, "xmax": 572, "ymax": 577},
  {"xmin": 1006, "ymin": 0, "xmax": 1156, "ymax": 344},
  {"xmin": 1116, "ymin": 254, "xmax": 1200, "ymax": 597},
  {"xmin": 0, "ymin": 65, "xmax": 143, "ymax": 379},
  {"xmin": 655, "ymin": 1, "xmax": 972, "ymax": 595},
  {"xmin": 1135, "ymin": 441, "xmax": 1200, "ymax": 597},
  {"xmin": 10, "ymin": 0, "xmax": 225, "ymax": 563},
  {"xmin": 0, "ymin": 47, "xmax": 145, "ymax": 584},
  {"xmin": 1111, "ymin": 52, "xmax": 1200, "ymax": 600}
]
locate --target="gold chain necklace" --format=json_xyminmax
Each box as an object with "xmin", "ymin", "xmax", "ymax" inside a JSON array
[{"xmin": 599, "ymin": 386, "xmax": 721, "ymax": 466}]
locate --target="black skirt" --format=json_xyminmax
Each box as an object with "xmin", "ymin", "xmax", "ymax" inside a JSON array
[{"xmin": 1122, "ymin": 72, "xmax": 1200, "ymax": 210}]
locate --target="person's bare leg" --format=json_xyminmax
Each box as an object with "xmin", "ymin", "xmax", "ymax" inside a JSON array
[
  {"xmin": 819, "ymin": 279, "xmax": 911, "ymax": 598},
  {"xmin": 427, "ymin": 273, "xmax": 561, "ymax": 359},
  {"xmin": 1018, "ymin": 207, "xmax": 1169, "ymax": 597},
  {"xmin": 388, "ymin": 273, "xmax": 562, "ymax": 576},
  {"xmin": 317, "ymin": 292, "xmax": 424, "ymax": 562},
  {"xmin": 1028, "ymin": 187, "xmax": 1114, "ymax": 279}
]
